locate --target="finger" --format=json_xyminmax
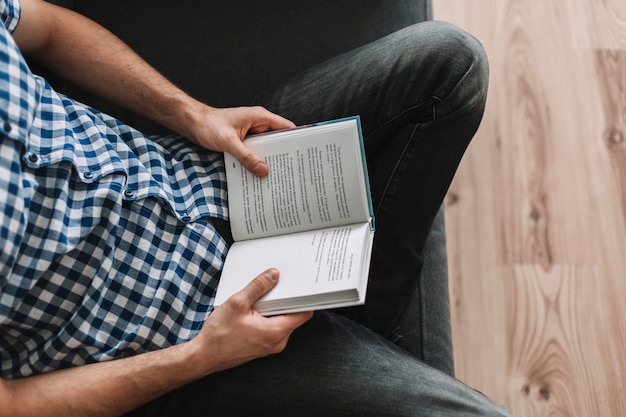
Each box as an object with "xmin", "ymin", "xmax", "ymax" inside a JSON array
[
  {"xmin": 248, "ymin": 108, "xmax": 296, "ymax": 134},
  {"xmin": 261, "ymin": 311, "xmax": 313, "ymax": 353},
  {"xmin": 270, "ymin": 310, "xmax": 314, "ymax": 329},
  {"xmin": 235, "ymin": 268, "xmax": 280, "ymax": 307}
]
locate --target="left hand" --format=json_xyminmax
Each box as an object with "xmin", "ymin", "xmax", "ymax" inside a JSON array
[
  {"xmin": 187, "ymin": 106, "xmax": 295, "ymax": 177},
  {"xmin": 192, "ymin": 268, "xmax": 313, "ymax": 374}
]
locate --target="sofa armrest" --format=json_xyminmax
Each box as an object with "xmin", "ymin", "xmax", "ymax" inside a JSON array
[{"xmin": 396, "ymin": 206, "xmax": 454, "ymax": 376}]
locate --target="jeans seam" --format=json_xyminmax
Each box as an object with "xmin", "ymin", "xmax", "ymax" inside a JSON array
[{"xmin": 373, "ymin": 123, "xmax": 419, "ymax": 215}]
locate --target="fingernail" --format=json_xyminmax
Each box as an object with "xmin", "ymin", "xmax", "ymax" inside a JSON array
[{"xmin": 266, "ymin": 268, "xmax": 279, "ymax": 281}]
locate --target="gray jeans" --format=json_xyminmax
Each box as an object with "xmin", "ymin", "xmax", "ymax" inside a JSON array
[{"xmin": 127, "ymin": 21, "xmax": 509, "ymax": 417}]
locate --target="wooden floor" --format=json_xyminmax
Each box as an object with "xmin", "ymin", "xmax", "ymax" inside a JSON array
[{"xmin": 434, "ymin": 0, "xmax": 626, "ymax": 415}]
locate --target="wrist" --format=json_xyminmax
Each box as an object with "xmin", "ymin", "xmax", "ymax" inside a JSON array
[
  {"xmin": 184, "ymin": 332, "xmax": 221, "ymax": 377},
  {"xmin": 159, "ymin": 95, "xmax": 212, "ymax": 144}
]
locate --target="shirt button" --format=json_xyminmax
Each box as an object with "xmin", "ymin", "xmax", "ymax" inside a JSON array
[
  {"xmin": 124, "ymin": 189, "xmax": 135, "ymax": 198},
  {"xmin": 3, "ymin": 121, "xmax": 12, "ymax": 132},
  {"xmin": 83, "ymin": 171, "xmax": 94, "ymax": 180},
  {"xmin": 28, "ymin": 153, "xmax": 39, "ymax": 163},
  {"xmin": 182, "ymin": 215, "xmax": 191, "ymax": 222}
]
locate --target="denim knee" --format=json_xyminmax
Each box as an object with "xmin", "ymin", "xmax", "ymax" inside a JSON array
[{"xmin": 412, "ymin": 20, "xmax": 490, "ymax": 119}]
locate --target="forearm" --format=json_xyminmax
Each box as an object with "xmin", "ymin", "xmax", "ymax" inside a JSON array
[
  {"xmin": 13, "ymin": 0, "xmax": 294, "ymax": 176},
  {"xmin": 0, "ymin": 270, "xmax": 311, "ymax": 417},
  {"xmin": 2, "ymin": 340, "xmax": 207, "ymax": 417},
  {"xmin": 14, "ymin": 0, "xmax": 203, "ymax": 139}
]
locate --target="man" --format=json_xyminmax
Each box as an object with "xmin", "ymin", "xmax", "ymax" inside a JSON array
[{"xmin": 0, "ymin": 0, "xmax": 509, "ymax": 416}]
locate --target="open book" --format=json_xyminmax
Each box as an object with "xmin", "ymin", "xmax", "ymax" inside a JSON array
[{"xmin": 214, "ymin": 116, "xmax": 374, "ymax": 315}]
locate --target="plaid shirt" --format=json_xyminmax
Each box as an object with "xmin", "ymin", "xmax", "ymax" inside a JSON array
[{"xmin": 1, "ymin": 0, "xmax": 230, "ymax": 378}]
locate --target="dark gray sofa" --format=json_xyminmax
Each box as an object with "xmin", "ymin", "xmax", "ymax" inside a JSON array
[{"xmin": 45, "ymin": 0, "xmax": 453, "ymax": 377}]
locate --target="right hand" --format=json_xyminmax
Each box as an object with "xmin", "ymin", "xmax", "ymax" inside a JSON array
[
  {"xmin": 185, "ymin": 106, "xmax": 296, "ymax": 177},
  {"xmin": 192, "ymin": 268, "xmax": 313, "ymax": 374}
]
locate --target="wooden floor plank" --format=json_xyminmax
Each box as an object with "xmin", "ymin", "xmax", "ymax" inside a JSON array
[
  {"xmin": 565, "ymin": 0, "xmax": 626, "ymax": 50},
  {"xmin": 434, "ymin": 0, "xmax": 626, "ymax": 415}
]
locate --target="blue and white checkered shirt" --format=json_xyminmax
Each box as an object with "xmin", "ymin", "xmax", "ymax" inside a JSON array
[{"xmin": 1, "ymin": 0, "xmax": 230, "ymax": 378}]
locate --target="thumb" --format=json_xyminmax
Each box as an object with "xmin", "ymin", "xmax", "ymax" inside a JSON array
[
  {"xmin": 229, "ymin": 139, "xmax": 268, "ymax": 177},
  {"xmin": 238, "ymin": 268, "xmax": 280, "ymax": 306}
]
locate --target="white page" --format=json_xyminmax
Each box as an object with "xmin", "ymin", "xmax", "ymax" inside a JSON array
[
  {"xmin": 225, "ymin": 119, "xmax": 371, "ymax": 241},
  {"xmin": 214, "ymin": 222, "xmax": 372, "ymax": 311}
]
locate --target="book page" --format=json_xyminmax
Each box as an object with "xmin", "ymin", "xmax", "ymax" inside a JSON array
[
  {"xmin": 225, "ymin": 118, "xmax": 371, "ymax": 241},
  {"xmin": 214, "ymin": 222, "xmax": 373, "ymax": 310}
]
